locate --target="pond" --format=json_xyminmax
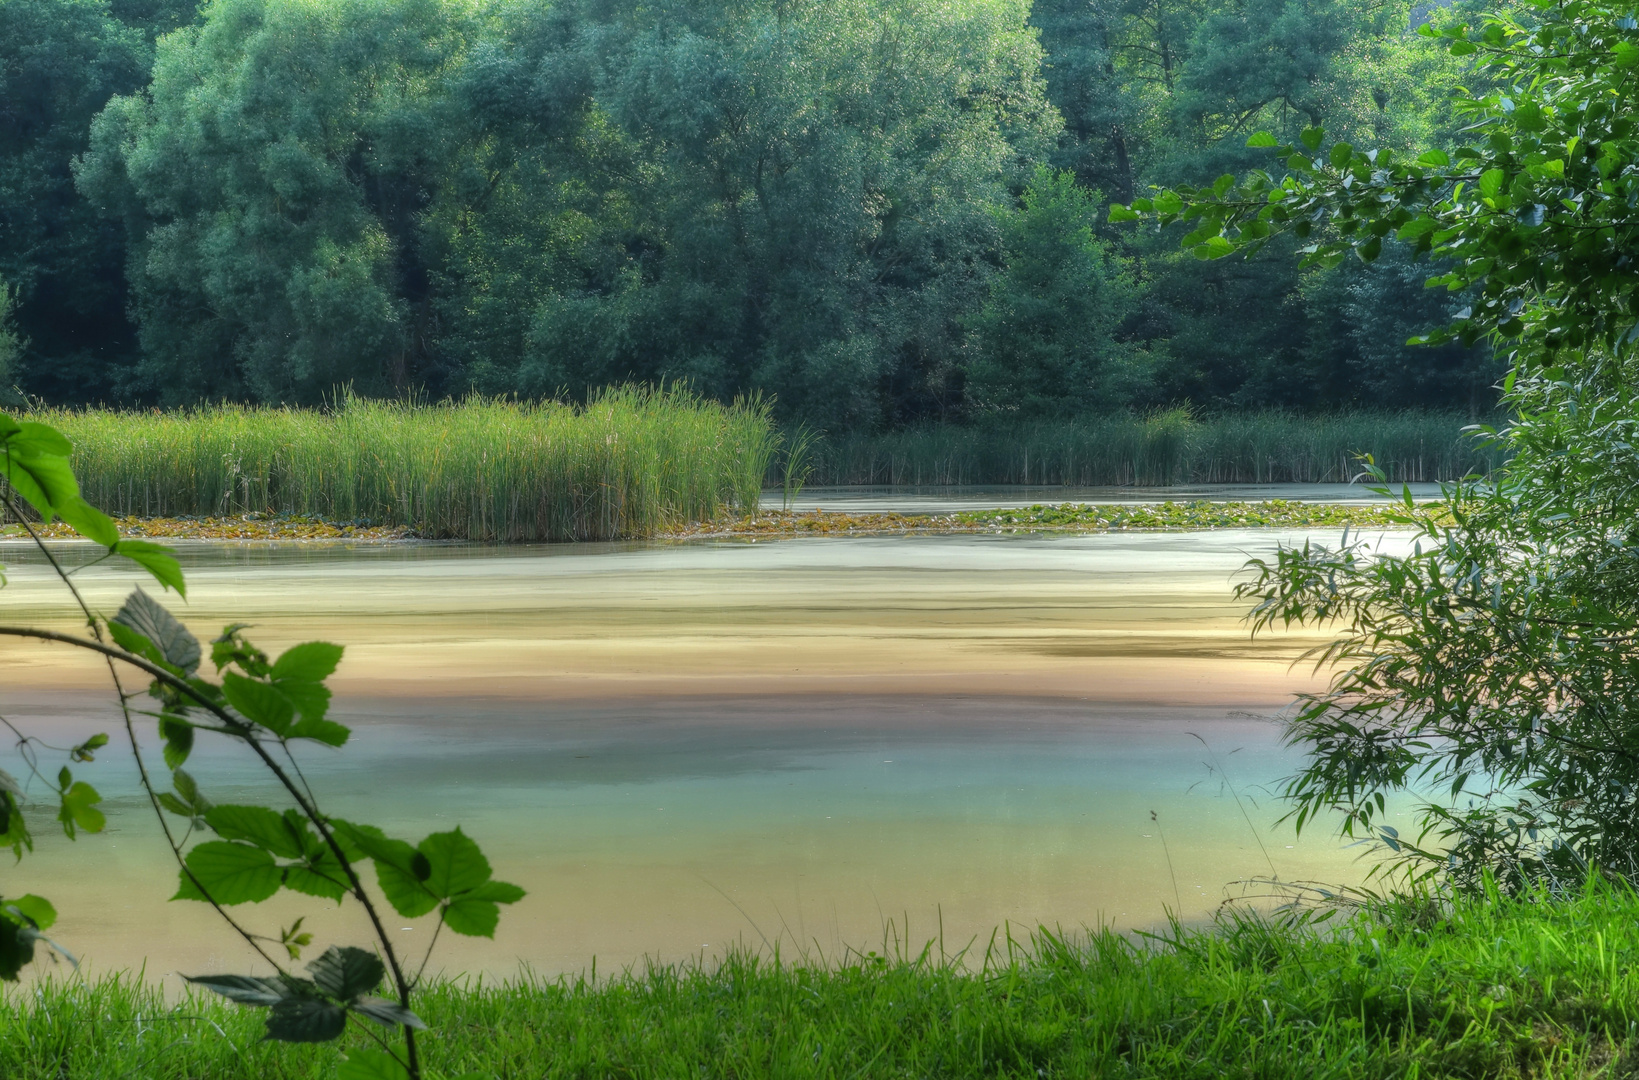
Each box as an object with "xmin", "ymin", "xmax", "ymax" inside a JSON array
[{"xmin": 0, "ymin": 523, "xmax": 1407, "ymax": 983}]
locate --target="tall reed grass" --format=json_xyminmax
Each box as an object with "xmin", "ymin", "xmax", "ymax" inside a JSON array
[
  {"xmin": 802, "ymin": 409, "xmax": 1507, "ymax": 486},
  {"xmin": 37, "ymin": 388, "xmax": 777, "ymax": 541}
]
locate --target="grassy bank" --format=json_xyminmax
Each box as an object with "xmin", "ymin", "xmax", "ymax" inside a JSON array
[
  {"xmin": 4, "ymin": 884, "xmax": 1637, "ymax": 1078},
  {"xmin": 804, "ymin": 410, "xmax": 1506, "ymax": 486},
  {"xmin": 32, "ymin": 388, "xmax": 777, "ymax": 542}
]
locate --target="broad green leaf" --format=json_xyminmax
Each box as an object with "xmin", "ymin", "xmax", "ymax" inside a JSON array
[
  {"xmin": 173, "ymin": 768, "xmax": 208, "ymax": 812},
  {"xmin": 1416, "ymin": 149, "xmax": 1450, "ymax": 167},
  {"xmin": 463, "ymin": 880, "xmax": 526, "ymax": 904},
  {"xmin": 330, "ymin": 822, "xmax": 437, "ymax": 918},
  {"xmin": 113, "ymin": 541, "xmax": 185, "ymax": 597},
  {"xmin": 272, "ymin": 642, "xmax": 343, "ymax": 684},
  {"xmin": 265, "ymin": 997, "xmax": 346, "ymax": 1043},
  {"xmin": 352, "ymin": 997, "xmax": 426, "ymax": 1030},
  {"xmin": 5, "ymin": 895, "xmax": 56, "ymax": 931},
  {"xmin": 1245, "ymin": 131, "xmax": 1278, "ymax": 148},
  {"xmin": 184, "ymin": 974, "xmax": 289, "ymax": 1006},
  {"xmin": 111, "ymin": 590, "xmax": 200, "ymax": 675},
  {"xmin": 338, "ymin": 1048, "xmax": 412, "ymax": 1080},
  {"xmin": 288, "ymin": 716, "xmax": 350, "ymax": 747},
  {"xmin": 1479, "ymin": 168, "xmax": 1507, "ymax": 198},
  {"xmin": 178, "ymin": 841, "xmax": 281, "ymax": 905},
  {"xmin": 160, "ymin": 714, "xmax": 194, "ymax": 770},
  {"xmin": 7, "ymin": 423, "xmax": 71, "ymax": 459},
  {"xmin": 221, "ymin": 672, "xmax": 295, "ymax": 734},
  {"xmin": 307, "ymin": 945, "xmax": 383, "ymax": 1000},
  {"xmin": 1106, "ymin": 203, "xmax": 1138, "ymax": 223},
  {"xmin": 441, "ymin": 898, "xmax": 501, "ymax": 938},
  {"xmin": 55, "ymin": 496, "xmax": 117, "ymax": 548},
  {"xmin": 1299, "ymin": 126, "xmax": 1325, "ymax": 151},
  {"xmin": 205, "ymin": 805, "xmax": 304, "ymax": 858},
  {"xmin": 1328, "ymin": 141, "xmax": 1354, "ymax": 168},
  {"xmin": 284, "ymin": 862, "xmax": 349, "ymax": 902},
  {"xmin": 419, "ymin": 829, "xmax": 491, "ymax": 898},
  {"xmin": 0, "ymin": 448, "xmax": 77, "ymax": 521},
  {"xmin": 57, "ymin": 782, "xmax": 104, "ymax": 838}
]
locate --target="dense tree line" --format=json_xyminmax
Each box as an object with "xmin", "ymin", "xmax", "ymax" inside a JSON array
[{"xmin": 1, "ymin": 0, "xmax": 1498, "ymax": 424}]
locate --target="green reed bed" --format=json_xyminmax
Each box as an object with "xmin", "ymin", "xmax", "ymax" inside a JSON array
[
  {"xmin": 5, "ymin": 882, "xmax": 1638, "ymax": 1078},
  {"xmin": 806, "ymin": 409, "xmax": 1508, "ymax": 486},
  {"xmin": 34, "ymin": 388, "xmax": 777, "ymax": 541}
]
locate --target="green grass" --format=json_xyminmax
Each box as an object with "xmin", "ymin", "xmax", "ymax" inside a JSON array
[
  {"xmin": 806, "ymin": 410, "xmax": 1508, "ymax": 486},
  {"xmin": 32, "ymin": 387, "xmax": 777, "ymax": 542},
  {"xmin": 7, "ymin": 882, "xmax": 1639, "ymax": 1078}
]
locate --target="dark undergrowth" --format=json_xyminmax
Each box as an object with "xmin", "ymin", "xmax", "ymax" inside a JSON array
[{"xmin": 5, "ymin": 880, "xmax": 1639, "ymax": 1078}]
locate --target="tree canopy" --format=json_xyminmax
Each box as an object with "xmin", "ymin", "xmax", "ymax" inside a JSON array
[
  {"xmin": 1119, "ymin": 0, "xmax": 1639, "ymax": 886},
  {"xmin": 0, "ymin": 0, "xmax": 1502, "ymax": 420}
]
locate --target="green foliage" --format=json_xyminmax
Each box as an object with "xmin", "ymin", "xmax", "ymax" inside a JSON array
[
  {"xmin": 0, "ymin": 411, "xmax": 519, "ymax": 1079},
  {"xmin": 802, "ymin": 410, "xmax": 1504, "ymax": 486},
  {"xmin": 41, "ymin": 387, "xmax": 774, "ymax": 540},
  {"xmin": 12, "ymin": 885, "xmax": 1639, "ymax": 1076},
  {"xmin": 1122, "ymin": 0, "xmax": 1639, "ymax": 888},
  {"xmin": 965, "ymin": 168, "xmax": 1143, "ymax": 416},
  {"xmin": 0, "ymin": 0, "xmax": 151, "ymax": 403}
]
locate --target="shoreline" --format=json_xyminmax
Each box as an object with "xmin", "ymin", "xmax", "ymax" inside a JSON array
[{"xmin": 0, "ymin": 498, "xmax": 1440, "ymax": 544}]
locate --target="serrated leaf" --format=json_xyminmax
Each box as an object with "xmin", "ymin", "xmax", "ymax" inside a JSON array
[
  {"xmin": 58, "ymin": 782, "xmax": 104, "ymax": 837},
  {"xmin": 179, "ymin": 841, "xmax": 281, "ymax": 905},
  {"xmin": 352, "ymin": 997, "xmax": 427, "ymax": 1030},
  {"xmin": 184, "ymin": 974, "xmax": 289, "ymax": 1006},
  {"xmin": 441, "ymin": 898, "xmax": 501, "ymax": 938},
  {"xmin": 1479, "ymin": 168, "xmax": 1506, "ymax": 198},
  {"xmin": 265, "ymin": 997, "xmax": 346, "ymax": 1043},
  {"xmin": 221, "ymin": 673, "xmax": 294, "ymax": 735},
  {"xmin": 419, "ymin": 829, "xmax": 491, "ymax": 898},
  {"xmin": 338, "ymin": 1048, "xmax": 412, "ymax": 1080},
  {"xmin": 160, "ymin": 713, "xmax": 194, "ymax": 769},
  {"xmin": 205, "ymin": 805, "xmax": 304, "ymax": 858},
  {"xmin": 307, "ymin": 945, "xmax": 383, "ymax": 1000},
  {"xmin": 112, "ymin": 590, "xmax": 199, "ymax": 675},
  {"xmin": 288, "ymin": 716, "xmax": 350, "ymax": 747},
  {"xmin": 55, "ymin": 496, "xmax": 117, "ymax": 547},
  {"xmin": 463, "ymin": 880, "xmax": 525, "ymax": 904},
  {"xmin": 113, "ymin": 541, "xmax": 185, "ymax": 597},
  {"xmin": 273, "ymin": 641, "xmax": 343, "ymax": 684},
  {"xmin": 330, "ymin": 822, "xmax": 437, "ymax": 918},
  {"xmin": 284, "ymin": 863, "xmax": 349, "ymax": 902},
  {"xmin": 0, "ymin": 448, "xmax": 77, "ymax": 522},
  {"xmin": 1245, "ymin": 131, "xmax": 1278, "ymax": 148}
]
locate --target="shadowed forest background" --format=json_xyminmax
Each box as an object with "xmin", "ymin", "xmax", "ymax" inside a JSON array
[{"xmin": 1, "ymin": 0, "xmax": 1498, "ymax": 427}]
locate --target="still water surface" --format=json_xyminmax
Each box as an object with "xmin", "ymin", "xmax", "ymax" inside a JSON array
[{"xmin": 0, "ymin": 527, "xmax": 1402, "ymax": 981}]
